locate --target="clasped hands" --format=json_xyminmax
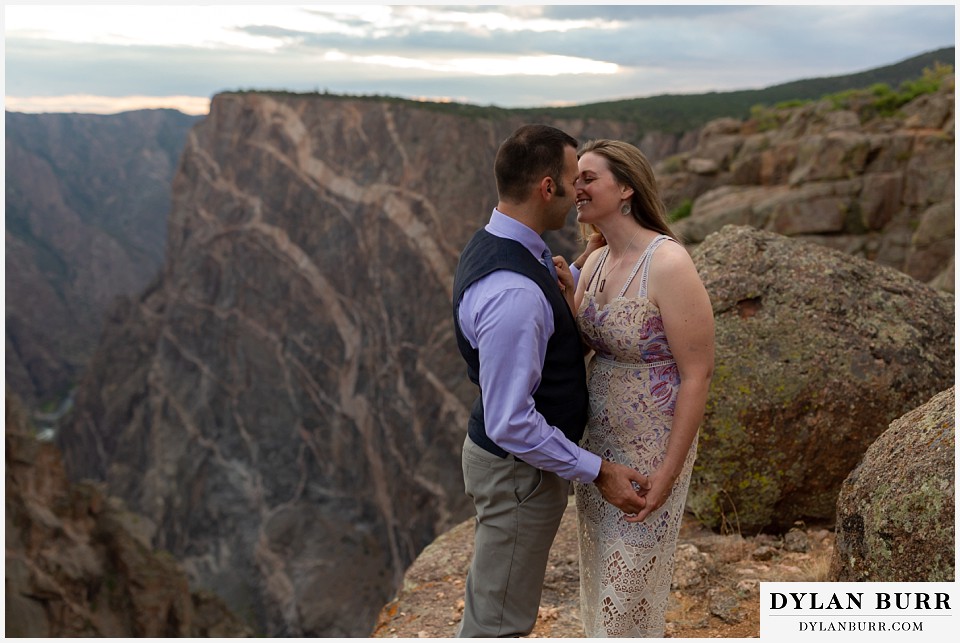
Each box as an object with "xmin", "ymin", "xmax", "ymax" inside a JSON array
[{"xmin": 594, "ymin": 460, "xmax": 676, "ymax": 523}]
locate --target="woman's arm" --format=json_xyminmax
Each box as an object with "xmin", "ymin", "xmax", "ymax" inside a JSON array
[
  {"xmin": 634, "ymin": 243, "xmax": 715, "ymax": 522},
  {"xmin": 573, "ymin": 232, "xmax": 607, "ymax": 313}
]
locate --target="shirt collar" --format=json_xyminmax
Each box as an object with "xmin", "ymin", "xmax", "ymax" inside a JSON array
[{"xmin": 485, "ymin": 208, "xmax": 548, "ymax": 259}]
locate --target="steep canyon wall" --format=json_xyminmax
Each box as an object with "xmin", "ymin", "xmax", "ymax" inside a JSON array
[{"xmin": 5, "ymin": 109, "xmax": 199, "ymax": 407}]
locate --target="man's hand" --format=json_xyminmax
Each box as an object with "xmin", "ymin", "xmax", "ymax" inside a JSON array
[
  {"xmin": 593, "ymin": 460, "xmax": 650, "ymax": 517},
  {"xmin": 553, "ymin": 256, "xmax": 576, "ymax": 313},
  {"xmin": 631, "ymin": 467, "xmax": 678, "ymax": 523}
]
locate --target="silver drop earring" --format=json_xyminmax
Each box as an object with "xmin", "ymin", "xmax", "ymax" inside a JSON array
[{"xmin": 620, "ymin": 201, "xmax": 632, "ymax": 216}]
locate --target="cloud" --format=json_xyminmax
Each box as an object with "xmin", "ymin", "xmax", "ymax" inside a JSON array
[
  {"xmin": 542, "ymin": 4, "xmax": 747, "ymax": 21},
  {"xmin": 4, "ymin": 94, "xmax": 211, "ymax": 115},
  {"xmin": 4, "ymin": 3, "xmax": 955, "ymax": 113}
]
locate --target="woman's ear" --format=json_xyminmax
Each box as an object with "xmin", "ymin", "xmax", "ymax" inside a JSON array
[{"xmin": 620, "ymin": 184, "xmax": 635, "ymax": 200}]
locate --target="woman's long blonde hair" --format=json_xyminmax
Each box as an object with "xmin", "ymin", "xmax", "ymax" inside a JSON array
[{"xmin": 577, "ymin": 139, "xmax": 678, "ymax": 243}]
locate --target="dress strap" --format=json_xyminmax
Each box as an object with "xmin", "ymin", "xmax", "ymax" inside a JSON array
[
  {"xmin": 640, "ymin": 234, "xmax": 673, "ymax": 298},
  {"xmin": 617, "ymin": 234, "xmax": 670, "ymax": 299},
  {"xmin": 586, "ymin": 247, "xmax": 610, "ymax": 294}
]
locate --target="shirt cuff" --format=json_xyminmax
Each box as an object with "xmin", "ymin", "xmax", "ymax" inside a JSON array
[{"xmin": 572, "ymin": 449, "xmax": 603, "ymax": 484}]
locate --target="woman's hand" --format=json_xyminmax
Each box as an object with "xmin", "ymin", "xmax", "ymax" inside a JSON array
[
  {"xmin": 572, "ymin": 232, "xmax": 607, "ymax": 272},
  {"xmin": 584, "ymin": 231, "xmax": 607, "ymax": 258},
  {"xmin": 630, "ymin": 466, "xmax": 679, "ymax": 523},
  {"xmin": 553, "ymin": 256, "xmax": 576, "ymax": 313}
]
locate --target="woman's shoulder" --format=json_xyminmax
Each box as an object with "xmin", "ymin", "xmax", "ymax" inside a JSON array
[
  {"xmin": 652, "ymin": 236, "xmax": 694, "ymax": 267},
  {"xmin": 649, "ymin": 237, "xmax": 703, "ymax": 298}
]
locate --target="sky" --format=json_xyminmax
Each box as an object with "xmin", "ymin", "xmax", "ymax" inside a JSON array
[{"xmin": 2, "ymin": 2, "xmax": 957, "ymax": 116}]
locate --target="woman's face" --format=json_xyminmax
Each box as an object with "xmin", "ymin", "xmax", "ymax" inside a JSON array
[{"xmin": 575, "ymin": 151, "xmax": 632, "ymax": 224}]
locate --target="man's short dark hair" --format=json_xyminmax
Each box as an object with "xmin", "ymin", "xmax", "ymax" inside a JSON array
[{"xmin": 494, "ymin": 124, "xmax": 578, "ymax": 202}]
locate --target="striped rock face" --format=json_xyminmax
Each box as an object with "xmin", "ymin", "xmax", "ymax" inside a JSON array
[{"xmin": 54, "ymin": 93, "xmax": 642, "ymax": 636}]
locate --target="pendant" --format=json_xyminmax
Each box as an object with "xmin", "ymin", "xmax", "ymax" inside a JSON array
[{"xmin": 599, "ymin": 278, "xmax": 606, "ymax": 292}]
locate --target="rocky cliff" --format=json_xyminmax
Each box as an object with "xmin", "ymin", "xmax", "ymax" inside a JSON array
[
  {"xmin": 661, "ymin": 73, "xmax": 955, "ymax": 293},
  {"xmin": 54, "ymin": 94, "xmax": 646, "ymax": 636},
  {"xmin": 5, "ymin": 109, "xmax": 199, "ymax": 408},
  {"xmin": 5, "ymin": 391, "xmax": 252, "ymax": 637}
]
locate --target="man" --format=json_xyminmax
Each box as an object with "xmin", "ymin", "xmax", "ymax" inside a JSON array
[{"xmin": 452, "ymin": 124, "xmax": 650, "ymax": 637}]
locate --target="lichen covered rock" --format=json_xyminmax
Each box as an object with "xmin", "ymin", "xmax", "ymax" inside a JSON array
[
  {"xmin": 688, "ymin": 225, "xmax": 954, "ymax": 532},
  {"xmin": 831, "ymin": 387, "xmax": 955, "ymax": 581}
]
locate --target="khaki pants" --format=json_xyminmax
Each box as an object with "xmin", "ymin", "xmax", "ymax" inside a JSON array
[{"xmin": 457, "ymin": 435, "xmax": 569, "ymax": 637}]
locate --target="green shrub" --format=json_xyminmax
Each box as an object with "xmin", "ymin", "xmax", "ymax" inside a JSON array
[
  {"xmin": 659, "ymin": 154, "xmax": 686, "ymax": 174},
  {"xmin": 753, "ymin": 63, "xmax": 953, "ymax": 123},
  {"xmin": 749, "ymin": 105, "xmax": 783, "ymax": 132},
  {"xmin": 669, "ymin": 199, "xmax": 693, "ymax": 223},
  {"xmin": 774, "ymin": 99, "xmax": 810, "ymax": 110}
]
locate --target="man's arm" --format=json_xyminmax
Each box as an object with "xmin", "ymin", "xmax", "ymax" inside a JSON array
[
  {"xmin": 468, "ymin": 280, "xmax": 598, "ymax": 481},
  {"xmin": 462, "ymin": 274, "xmax": 649, "ymax": 513}
]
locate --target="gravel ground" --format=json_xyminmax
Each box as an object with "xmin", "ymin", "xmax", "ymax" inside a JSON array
[{"xmin": 373, "ymin": 502, "xmax": 834, "ymax": 638}]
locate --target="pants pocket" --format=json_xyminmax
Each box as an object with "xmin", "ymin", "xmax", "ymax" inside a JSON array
[
  {"xmin": 513, "ymin": 462, "xmax": 544, "ymax": 505},
  {"xmin": 462, "ymin": 436, "xmax": 496, "ymax": 470}
]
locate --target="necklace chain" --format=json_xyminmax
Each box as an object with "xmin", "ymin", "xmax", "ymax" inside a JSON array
[{"xmin": 598, "ymin": 228, "xmax": 643, "ymax": 293}]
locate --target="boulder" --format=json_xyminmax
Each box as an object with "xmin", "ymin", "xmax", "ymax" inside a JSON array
[
  {"xmin": 678, "ymin": 185, "xmax": 784, "ymax": 243},
  {"xmin": 760, "ymin": 179, "xmax": 860, "ymax": 236},
  {"xmin": 687, "ymin": 225, "xmax": 954, "ymax": 532},
  {"xmin": 830, "ymin": 387, "xmax": 955, "ymax": 582},
  {"xmin": 929, "ymin": 255, "xmax": 955, "ymax": 293},
  {"xmin": 789, "ymin": 131, "xmax": 870, "ymax": 184},
  {"xmin": 905, "ymin": 201, "xmax": 956, "ymax": 282}
]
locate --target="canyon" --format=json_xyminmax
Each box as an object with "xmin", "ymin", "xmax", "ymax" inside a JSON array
[{"xmin": 6, "ymin": 62, "xmax": 954, "ymax": 637}]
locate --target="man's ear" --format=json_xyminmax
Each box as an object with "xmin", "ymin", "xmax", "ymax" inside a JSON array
[{"xmin": 541, "ymin": 177, "xmax": 554, "ymax": 198}]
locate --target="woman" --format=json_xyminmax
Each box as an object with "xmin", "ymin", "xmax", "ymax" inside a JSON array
[{"xmin": 558, "ymin": 139, "xmax": 714, "ymax": 637}]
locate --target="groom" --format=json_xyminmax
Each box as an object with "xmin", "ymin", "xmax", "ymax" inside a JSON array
[{"xmin": 452, "ymin": 124, "xmax": 650, "ymax": 637}]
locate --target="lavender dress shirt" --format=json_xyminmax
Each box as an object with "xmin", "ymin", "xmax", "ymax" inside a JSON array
[{"xmin": 456, "ymin": 209, "xmax": 601, "ymax": 484}]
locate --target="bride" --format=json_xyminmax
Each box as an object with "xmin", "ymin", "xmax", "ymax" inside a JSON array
[{"xmin": 558, "ymin": 139, "xmax": 715, "ymax": 637}]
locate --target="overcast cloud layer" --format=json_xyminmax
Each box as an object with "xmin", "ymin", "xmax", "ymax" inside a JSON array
[{"xmin": 4, "ymin": 3, "xmax": 956, "ymax": 114}]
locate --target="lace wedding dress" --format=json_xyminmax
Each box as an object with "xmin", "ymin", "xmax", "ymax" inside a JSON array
[{"xmin": 574, "ymin": 235, "xmax": 698, "ymax": 637}]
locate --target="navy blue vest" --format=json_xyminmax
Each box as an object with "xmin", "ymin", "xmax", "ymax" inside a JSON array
[{"xmin": 452, "ymin": 229, "xmax": 589, "ymax": 457}]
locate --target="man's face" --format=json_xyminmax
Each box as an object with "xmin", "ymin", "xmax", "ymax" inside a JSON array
[{"xmin": 546, "ymin": 145, "xmax": 579, "ymax": 230}]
